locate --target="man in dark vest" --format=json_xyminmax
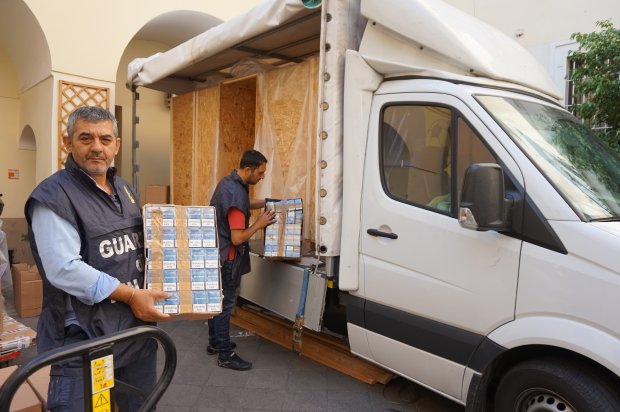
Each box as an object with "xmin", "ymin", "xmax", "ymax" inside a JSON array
[
  {"xmin": 25, "ymin": 106, "xmax": 170, "ymax": 411},
  {"xmin": 209, "ymin": 149, "xmax": 276, "ymax": 370}
]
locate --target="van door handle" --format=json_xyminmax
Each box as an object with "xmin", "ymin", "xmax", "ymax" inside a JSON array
[{"xmin": 366, "ymin": 228, "xmax": 398, "ymax": 239}]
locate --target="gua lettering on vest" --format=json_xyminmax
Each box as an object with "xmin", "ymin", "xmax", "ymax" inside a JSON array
[{"xmin": 100, "ymin": 231, "xmax": 143, "ymax": 258}]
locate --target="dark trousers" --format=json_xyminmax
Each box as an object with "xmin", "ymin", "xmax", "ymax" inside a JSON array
[
  {"xmin": 208, "ymin": 259, "xmax": 239, "ymax": 359},
  {"xmin": 47, "ymin": 325, "xmax": 157, "ymax": 412}
]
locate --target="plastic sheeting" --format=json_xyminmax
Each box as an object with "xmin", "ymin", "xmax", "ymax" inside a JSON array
[
  {"xmin": 127, "ymin": 0, "xmax": 318, "ymax": 95},
  {"xmin": 253, "ymin": 57, "xmax": 319, "ymax": 243}
]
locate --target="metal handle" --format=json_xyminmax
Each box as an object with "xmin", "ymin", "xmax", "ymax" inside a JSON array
[
  {"xmin": 0, "ymin": 325, "xmax": 176, "ymax": 412},
  {"xmin": 366, "ymin": 228, "xmax": 398, "ymax": 239}
]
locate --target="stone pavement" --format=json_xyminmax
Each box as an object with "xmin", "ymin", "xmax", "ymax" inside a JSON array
[
  {"xmin": 2, "ymin": 286, "xmax": 464, "ymax": 412},
  {"xmin": 155, "ymin": 320, "xmax": 464, "ymax": 412}
]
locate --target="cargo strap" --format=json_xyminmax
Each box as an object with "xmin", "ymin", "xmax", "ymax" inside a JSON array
[{"xmin": 292, "ymin": 267, "xmax": 311, "ymax": 353}]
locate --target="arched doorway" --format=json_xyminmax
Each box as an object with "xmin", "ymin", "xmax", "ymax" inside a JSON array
[{"xmin": 115, "ymin": 10, "xmax": 222, "ymax": 203}]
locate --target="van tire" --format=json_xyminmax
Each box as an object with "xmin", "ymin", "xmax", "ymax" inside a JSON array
[{"xmin": 494, "ymin": 357, "xmax": 620, "ymax": 412}]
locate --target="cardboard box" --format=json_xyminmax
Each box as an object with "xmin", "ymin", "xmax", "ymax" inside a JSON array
[
  {"xmin": 1, "ymin": 313, "xmax": 37, "ymax": 348},
  {"xmin": 11, "ymin": 264, "xmax": 42, "ymax": 318},
  {"xmin": 144, "ymin": 185, "xmax": 170, "ymax": 205},
  {"xmin": 264, "ymin": 198, "xmax": 303, "ymax": 259},
  {"xmin": 0, "ymin": 365, "xmax": 41, "ymax": 412},
  {"xmin": 26, "ymin": 365, "xmax": 50, "ymax": 411},
  {"xmin": 2, "ymin": 218, "xmax": 35, "ymax": 266},
  {"xmin": 144, "ymin": 204, "xmax": 222, "ymax": 317}
]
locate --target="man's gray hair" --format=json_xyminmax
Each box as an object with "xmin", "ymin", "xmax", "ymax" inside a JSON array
[{"xmin": 66, "ymin": 106, "xmax": 118, "ymax": 138}]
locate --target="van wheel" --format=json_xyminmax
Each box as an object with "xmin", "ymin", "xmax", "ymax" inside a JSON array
[{"xmin": 494, "ymin": 358, "xmax": 620, "ymax": 412}]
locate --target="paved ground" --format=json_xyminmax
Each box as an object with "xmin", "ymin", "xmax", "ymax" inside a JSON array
[{"xmin": 3, "ymin": 287, "xmax": 464, "ymax": 412}]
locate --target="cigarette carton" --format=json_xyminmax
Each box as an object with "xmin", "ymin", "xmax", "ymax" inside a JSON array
[
  {"xmin": 263, "ymin": 198, "xmax": 303, "ymax": 259},
  {"xmin": 144, "ymin": 204, "xmax": 222, "ymax": 318}
]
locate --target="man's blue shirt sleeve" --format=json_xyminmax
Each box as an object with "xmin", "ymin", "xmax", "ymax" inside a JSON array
[{"xmin": 30, "ymin": 201, "xmax": 119, "ymax": 305}]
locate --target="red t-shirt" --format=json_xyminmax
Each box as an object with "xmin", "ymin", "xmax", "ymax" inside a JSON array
[{"xmin": 227, "ymin": 207, "xmax": 245, "ymax": 260}]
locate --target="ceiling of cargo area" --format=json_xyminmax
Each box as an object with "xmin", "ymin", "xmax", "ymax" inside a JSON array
[{"xmin": 171, "ymin": 8, "xmax": 321, "ymax": 85}]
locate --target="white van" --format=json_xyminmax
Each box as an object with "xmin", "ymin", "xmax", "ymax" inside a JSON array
[{"xmin": 128, "ymin": 0, "xmax": 620, "ymax": 409}]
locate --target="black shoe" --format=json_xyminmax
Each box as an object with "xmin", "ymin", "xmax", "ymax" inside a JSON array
[
  {"xmin": 217, "ymin": 353, "xmax": 252, "ymax": 370},
  {"xmin": 206, "ymin": 342, "xmax": 236, "ymax": 355}
]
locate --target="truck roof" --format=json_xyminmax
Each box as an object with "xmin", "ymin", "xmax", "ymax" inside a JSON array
[{"xmin": 127, "ymin": 0, "xmax": 559, "ymax": 99}]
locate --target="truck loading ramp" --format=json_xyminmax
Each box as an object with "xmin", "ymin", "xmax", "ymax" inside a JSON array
[{"xmin": 232, "ymin": 305, "xmax": 394, "ymax": 385}]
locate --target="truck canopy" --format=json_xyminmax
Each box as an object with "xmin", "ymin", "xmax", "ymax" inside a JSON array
[
  {"xmin": 127, "ymin": 0, "xmax": 560, "ymax": 257},
  {"xmin": 127, "ymin": 0, "xmax": 559, "ymax": 99}
]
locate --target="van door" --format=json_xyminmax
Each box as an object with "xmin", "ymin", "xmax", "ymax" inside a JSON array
[{"xmin": 357, "ymin": 93, "xmax": 522, "ymax": 399}]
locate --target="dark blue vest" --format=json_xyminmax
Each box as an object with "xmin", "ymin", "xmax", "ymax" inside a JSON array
[
  {"xmin": 210, "ymin": 170, "xmax": 251, "ymax": 275},
  {"xmin": 25, "ymin": 155, "xmax": 153, "ymax": 366}
]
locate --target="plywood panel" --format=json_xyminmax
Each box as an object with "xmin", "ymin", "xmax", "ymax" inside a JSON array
[
  {"xmin": 218, "ymin": 77, "xmax": 257, "ymax": 182},
  {"xmin": 194, "ymin": 86, "xmax": 220, "ymax": 205},
  {"xmin": 171, "ymin": 92, "xmax": 194, "ymax": 205}
]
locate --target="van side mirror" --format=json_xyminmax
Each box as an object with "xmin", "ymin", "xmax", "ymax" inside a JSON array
[{"xmin": 459, "ymin": 163, "xmax": 510, "ymax": 231}]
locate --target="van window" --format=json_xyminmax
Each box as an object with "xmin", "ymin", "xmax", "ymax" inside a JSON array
[
  {"xmin": 381, "ymin": 105, "xmax": 496, "ymax": 215},
  {"xmin": 477, "ymin": 95, "xmax": 620, "ymax": 220}
]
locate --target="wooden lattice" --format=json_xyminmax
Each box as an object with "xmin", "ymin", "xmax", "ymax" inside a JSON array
[{"xmin": 57, "ymin": 81, "xmax": 110, "ymax": 169}]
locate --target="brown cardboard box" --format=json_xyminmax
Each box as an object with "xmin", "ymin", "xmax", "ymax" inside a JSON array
[
  {"xmin": 2, "ymin": 218, "xmax": 35, "ymax": 265},
  {"xmin": 144, "ymin": 185, "xmax": 170, "ymax": 204},
  {"xmin": 0, "ymin": 365, "xmax": 41, "ymax": 412},
  {"xmin": 1, "ymin": 313, "xmax": 37, "ymax": 368},
  {"xmin": 26, "ymin": 365, "xmax": 50, "ymax": 411},
  {"xmin": 11, "ymin": 264, "xmax": 42, "ymax": 318}
]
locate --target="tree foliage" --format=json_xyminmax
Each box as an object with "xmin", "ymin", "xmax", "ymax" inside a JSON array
[{"xmin": 569, "ymin": 20, "xmax": 620, "ymax": 152}]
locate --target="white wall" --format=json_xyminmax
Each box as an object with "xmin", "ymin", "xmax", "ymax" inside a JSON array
[
  {"xmin": 24, "ymin": 0, "xmax": 264, "ymax": 84},
  {"xmin": 19, "ymin": 76, "xmax": 54, "ymax": 187},
  {"xmin": 0, "ymin": 48, "xmax": 36, "ymax": 219}
]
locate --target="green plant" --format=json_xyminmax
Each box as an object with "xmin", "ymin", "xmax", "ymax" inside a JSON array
[{"xmin": 568, "ymin": 20, "xmax": 620, "ymax": 152}]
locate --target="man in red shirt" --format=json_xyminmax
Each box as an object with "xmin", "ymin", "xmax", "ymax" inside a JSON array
[{"xmin": 208, "ymin": 150, "xmax": 276, "ymax": 370}]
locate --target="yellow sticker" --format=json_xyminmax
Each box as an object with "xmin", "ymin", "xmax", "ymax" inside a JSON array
[
  {"xmin": 124, "ymin": 185, "xmax": 136, "ymax": 203},
  {"xmin": 91, "ymin": 354, "xmax": 115, "ymax": 394},
  {"xmin": 92, "ymin": 389, "xmax": 112, "ymax": 412}
]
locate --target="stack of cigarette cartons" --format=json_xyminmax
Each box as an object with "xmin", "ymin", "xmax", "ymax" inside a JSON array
[
  {"xmin": 264, "ymin": 198, "xmax": 303, "ymax": 259},
  {"xmin": 144, "ymin": 205, "xmax": 222, "ymax": 317}
]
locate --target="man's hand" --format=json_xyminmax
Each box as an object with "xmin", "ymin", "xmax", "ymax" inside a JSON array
[
  {"xmin": 254, "ymin": 209, "xmax": 276, "ymax": 229},
  {"xmin": 128, "ymin": 289, "xmax": 172, "ymax": 322},
  {"xmin": 110, "ymin": 284, "xmax": 171, "ymax": 322},
  {"xmin": 231, "ymin": 209, "xmax": 277, "ymax": 245}
]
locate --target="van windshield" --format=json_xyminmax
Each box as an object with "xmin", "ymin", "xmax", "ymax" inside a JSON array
[{"xmin": 477, "ymin": 95, "xmax": 620, "ymax": 221}]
